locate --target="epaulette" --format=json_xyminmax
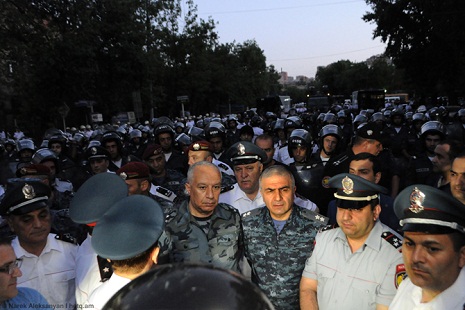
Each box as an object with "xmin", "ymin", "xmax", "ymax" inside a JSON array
[
  {"xmin": 320, "ymin": 224, "xmax": 337, "ymax": 232},
  {"xmin": 217, "ymin": 163, "xmax": 229, "ymax": 171},
  {"xmin": 241, "ymin": 208, "xmax": 261, "ymax": 219},
  {"xmin": 278, "ymin": 143, "xmax": 288, "ymax": 149},
  {"xmin": 221, "ymin": 185, "xmax": 234, "ymax": 194},
  {"xmin": 97, "ymin": 255, "xmax": 113, "ymax": 282},
  {"xmin": 154, "ymin": 186, "xmax": 177, "ymax": 203},
  {"xmin": 164, "ymin": 207, "xmax": 178, "ymax": 223},
  {"xmin": 331, "ymin": 154, "xmax": 349, "ymax": 166},
  {"xmin": 55, "ymin": 233, "xmax": 78, "ymax": 245},
  {"xmin": 301, "ymin": 209, "xmax": 329, "ymax": 225},
  {"xmin": 381, "ymin": 231, "xmax": 402, "ymax": 251}
]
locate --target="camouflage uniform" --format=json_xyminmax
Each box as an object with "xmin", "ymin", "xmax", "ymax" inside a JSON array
[
  {"xmin": 242, "ymin": 204, "xmax": 327, "ymax": 310},
  {"xmin": 164, "ymin": 199, "xmax": 242, "ymax": 272}
]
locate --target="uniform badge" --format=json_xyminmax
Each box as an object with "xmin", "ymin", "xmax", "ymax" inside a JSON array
[
  {"xmin": 91, "ymin": 147, "xmax": 97, "ymax": 155},
  {"xmin": 367, "ymin": 130, "xmax": 373, "ymax": 136},
  {"xmin": 395, "ymin": 264, "xmax": 407, "ymax": 288},
  {"xmin": 342, "ymin": 176, "xmax": 354, "ymax": 195},
  {"xmin": 409, "ymin": 187, "xmax": 425, "ymax": 213},
  {"xmin": 20, "ymin": 167, "xmax": 28, "ymax": 176},
  {"xmin": 22, "ymin": 183, "xmax": 36, "ymax": 200},
  {"xmin": 120, "ymin": 172, "xmax": 127, "ymax": 180},
  {"xmin": 193, "ymin": 143, "xmax": 200, "ymax": 151},
  {"xmin": 322, "ymin": 176, "xmax": 330, "ymax": 188},
  {"xmin": 237, "ymin": 143, "xmax": 245, "ymax": 155}
]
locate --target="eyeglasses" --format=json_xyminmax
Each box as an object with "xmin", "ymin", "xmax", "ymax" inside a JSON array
[{"xmin": 0, "ymin": 259, "xmax": 22, "ymax": 275}]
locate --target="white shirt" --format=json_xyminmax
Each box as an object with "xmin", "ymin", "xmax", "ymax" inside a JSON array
[
  {"xmin": 87, "ymin": 274, "xmax": 131, "ymax": 310},
  {"xmin": 389, "ymin": 267, "xmax": 465, "ymax": 310},
  {"xmin": 75, "ymin": 235, "xmax": 103, "ymax": 306},
  {"xmin": 13, "ymin": 234, "xmax": 78, "ymax": 309}
]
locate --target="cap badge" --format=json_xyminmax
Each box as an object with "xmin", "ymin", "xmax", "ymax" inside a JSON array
[
  {"xmin": 193, "ymin": 143, "xmax": 200, "ymax": 151},
  {"xmin": 22, "ymin": 183, "xmax": 36, "ymax": 200},
  {"xmin": 342, "ymin": 176, "xmax": 354, "ymax": 195},
  {"xmin": 367, "ymin": 130, "xmax": 373, "ymax": 136},
  {"xmin": 237, "ymin": 143, "xmax": 245, "ymax": 155},
  {"xmin": 91, "ymin": 147, "xmax": 97, "ymax": 155},
  {"xmin": 20, "ymin": 167, "xmax": 28, "ymax": 176},
  {"xmin": 120, "ymin": 172, "xmax": 128, "ymax": 180},
  {"xmin": 409, "ymin": 187, "xmax": 425, "ymax": 213}
]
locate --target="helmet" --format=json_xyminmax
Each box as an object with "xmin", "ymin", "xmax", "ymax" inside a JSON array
[
  {"xmin": 319, "ymin": 124, "xmax": 342, "ymax": 141},
  {"xmin": 353, "ymin": 114, "xmax": 368, "ymax": 124},
  {"xmin": 251, "ymin": 115, "xmax": 263, "ymax": 127},
  {"xmin": 152, "ymin": 116, "xmax": 174, "ymax": 129},
  {"xmin": 458, "ymin": 109, "xmax": 465, "ymax": 117},
  {"xmin": 17, "ymin": 139, "xmax": 36, "ymax": 152},
  {"xmin": 32, "ymin": 148, "xmax": 58, "ymax": 165},
  {"xmin": 187, "ymin": 126, "xmax": 205, "ymax": 141},
  {"xmin": 390, "ymin": 108, "xmax": 404, "ymax": 119},
  {"xmin": 129, "ymin": 129, "xmax": 142, "ymax": 139},
  {"xmin": 416, "ymin": 105, "xmax": 427, "ymax": 113},
  {"xmin": 412, "ymin": 113, "xmax": 426, "ymax": 123},
  {"xmin": 405, "ymin": 111, "xmax": 413, "ymax": 120},
  {"xmin": 284, "ymin": 116, "xmax": 302, "ymax": 129},
  {"xmin": 103, "ymin": 264, "xmax": 274, "ymax": 310},
  {"xmin": 288, "ymin": 129, "xmax": 312, "ymax": 148},
  {"xmin": 73, "ymin": 132, "xmax": 87, "ymax": 144},
  {"xmin": 204, "ymin": 122, "xmax": 226, "ymax": 140},
  {"xmin": 370, "ymin": 112, "xmax": 385, "ymax": 123},
  {"xmin": 337, "ymin": 111, "xmax": 346, "ymax": 119},
  {"xmin": 273, "ymin": 119, "xmax": 285, "ymax": 131},
  {"xmin": 323, "ymin": 113, "xmax": 337, "ymax": 124},
  {"xmin": 154, "ymin": 124, "xmax": 175, "ymax": 137},
  {"xmin": 47, "ymin": 134, "xmax": 67, "ymax": 149},
  {"xmin": 420, "ymin": 121, "xmax": 445, "ymax": 138},
  {"xmin": 101, "ymin": 131, "xmax": 123, "ymax": 148},
  {"xmin": 428, "ymin": 106, "xmax": 447, "ymax": 122}
]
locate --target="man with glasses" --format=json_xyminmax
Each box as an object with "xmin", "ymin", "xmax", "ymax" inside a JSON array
[
  {"xmin": 300, "ymin": 173, "xmax": 403, "ymax": 310},
  {"xmin": 0, "ymin": 237, "xmax": 48, "ymax": 308}
]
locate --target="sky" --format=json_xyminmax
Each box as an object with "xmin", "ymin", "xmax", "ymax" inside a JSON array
[{"xmin": 192, "ymin": 0, "xmax": 386, "ymax": 78}]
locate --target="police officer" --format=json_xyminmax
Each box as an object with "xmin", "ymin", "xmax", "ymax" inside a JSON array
[
  {"xmin": 300, "ymin": 173, "xmax": 403, "ymax": 310},
  {"xmin": 0, "ymin": 180, "xmax": 77, "ymax": 308},
  {"xmin": 242, "ymin": 165, "xmax": 327, "ymax": 309},
  {"xmin": 390, "ymin": 185, "xmax": 465, "ymax": 309},
  {"xmin": 204, "ymin": 121, "xmax": 228, "ymax": 162},
  {"xmin": 87, "ymin": 195, "xmax": 165, "ymax": 309},
  {"xmin": 164, "ymin": 162, "xmax": 242, "ymax": 272},
  {"xmin": 153, "ymin": 124, "xmax": 187, "ymax": 174},
  {"xmin": 100, "ymin": 131, "xmax": 128, "ymax": 171}
]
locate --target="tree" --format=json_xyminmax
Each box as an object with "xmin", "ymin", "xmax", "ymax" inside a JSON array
[{"xmin": 364, "ymin": 0, "xmax": 465, "ymax": 103}]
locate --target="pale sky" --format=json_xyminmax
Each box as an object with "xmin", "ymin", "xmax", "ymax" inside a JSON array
[{"xmin": 193, "ymin": 0, "xmax": 386, "ymax": 78}]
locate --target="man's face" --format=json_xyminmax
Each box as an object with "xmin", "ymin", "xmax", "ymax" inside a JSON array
[
  {"xmin": 450, "ymin": 157, "xmax": 465, "ymax": 204},
  {"xmin": 0, "ymin": 244, "xmax": 22, "ymax": 302},
  {"xmin": 402, "ymin": 232, "xmax": 465, "ymax": 295},
  {"xmin": 364, "ymin": 140, "xmax": 383, "ymax": 156},
  {"xmin": 260, "ymin": 173, "xmax": 295, "ymax": 221},
  {"xmin": 104, "ymin": 141, "xmax": 119, "ymax": 160},
  {"xmin": 209, "ymin": 137, "xmax": 223, "ymax": 154},
  {"xmin": 41, "ymin": 160, "xmax": 56, "ymax": 179},
  {"xmin": 50, "ymin": 143, "xmax": 62, "ymax": 156},
  {"xmin": 291, "ymin": 146, "xmax": 307, "ymax": 163},
  {"xmin": 19, "ymin": 150, "xmax": 33, "ymax": 162},
  {"xmin": 7, "ymin": 207, "xmax": 51, "ymax": 248},
  {"xmin": 336, "ymin": 204, "xmax": 380, "ymax": 241},
  {"xmin": 432, "ymin": 144, "xmax": 451, "ymax": 173},
  {"xmin": 233, "ymin": 161, "xmax": 263, "ymax": 195},
  {"xmin": 349, "ymin": 159, "xmax": 380, "ymax": 184},
  {"xmin": 255, "ymin": 138, "xmax": 274, "ymax": 165},
  {"xmin": 187, "ymin": 151, "xmax": 210, "ymax": 166},
  {"xmin": 145, "ymin": 154, "xmax": 166, "ymax": 175},
  {"xmin": 186, "ymin": 165, "xmax": 221, "ymax": 217},
  {"xmin": 424, "ymin": 134, "xmax": 441, "ymax": 154},
  {"xmin": 125, "ymin": 179, "xmax": 148, "ymax": 196},
  {"xmin": 158, "ymin": 133, "xmax": 172, "ymax": 152},
  {"xmin": 240, "ymin": 133, "xmax": 253, "ymax": 142},
  {"xmin": 90, "ymin": 158, "xmax": 109, "ymax": 174},
  {"xmin": 323, "ymin": 136, "xmax": 338, "ymax": 155},
  {"xmin": 392, "ymin": 115, "xmax": 403, "ymax": 126}
]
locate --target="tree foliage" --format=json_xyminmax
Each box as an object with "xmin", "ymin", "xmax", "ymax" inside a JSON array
[
  {"xmin": 363, "ymin": 0, "xmax": 465, "ymax": 102},
  {"xmin": 0, "ymin": 0, "xmax": 278, "ymax": 135}
]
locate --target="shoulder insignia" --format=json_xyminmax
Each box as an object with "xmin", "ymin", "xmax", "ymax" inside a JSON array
[
  {"xmin": 218, "ymin": 163, "xmax": 229, "ymax": 170},
  {"xmin": 221, "ymin": 185, "xmax": 234, "ymax": 194},
  {"xmin": 97, "ymin": 255, "xmax": 113, "ymax": 282},
  {"xmin": 322, "ymin": 176, "xmax": 331, "ymax": 188},
  {"xmin": 301, "ymin": 209, "xmax": 329, "ymax": 225},
  {"xmin": 382, "ymin": 231, "xmax": 403, "ymax": 251},
  {"xmin": 55, "ymin": 233, "xmax": 78, "ymax": 245},
  {"xmin": 320, "ymin": 223, "xmax": 337, "ymax": 232},
  {"xmin": 241, "ymin": 208, "xmax": 261, "ymax": 219},
  {"xmin": 395, "ymin": 263, "xmax": 407, "ymax": 289}
]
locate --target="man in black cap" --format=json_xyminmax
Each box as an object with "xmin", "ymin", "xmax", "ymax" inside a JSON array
[
  {"xmin": 0, "ymin": 180, "xmax": 77, "ymax": 309},
  {"xmin": 390, "ymin": 185, "xmax": 465, "ymax": 309},
  {"xmin": 85, "ymin": 146, "xmax": 111, "ymax": 175},
  {"xmin": 86, "ymin": 195, "xmax": 165, "ymax": 309},
  {"xmin": 300, "ymin": 173, "xmax": 403, "ymax": 310}
]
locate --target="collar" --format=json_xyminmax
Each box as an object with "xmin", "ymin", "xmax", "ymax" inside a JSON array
[
  {"xmin": 13, "ymin": 234, "xmax": 63, "ymax": 258},
  {"xmin": 334, "ymin": 221, "xmax": 384, "ymax": 252}
]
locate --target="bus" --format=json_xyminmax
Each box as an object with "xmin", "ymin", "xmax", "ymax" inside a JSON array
[{"xmin": 351, "ymin": 89, "xmax": 385, "ymax": 111}]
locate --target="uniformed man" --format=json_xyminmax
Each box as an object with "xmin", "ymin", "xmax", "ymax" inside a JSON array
[
  {"xmin": 300, "ymin": 173, "xmax": 403, "ymax": 310},
  {"xmin": 254, "ymin": 134, "xmax": 286, "ymax": 169},
  {"xmin": 164, "ymin": 161, "xmax": 242, "ymax": 272},
  {"xmin": 87, "ymin": 195, "xmax": 165, "ymax": 309},
  {"xmin": 450, "ymin": 153, "xmax": 465, "ymax": 204},
  {"xmin": 100, "ymin": 131, "xmax": 128, "ymax": 171},
  {"xmin": 431, "ymin": 139, "xmax": 464, "ymax": 190},
  {"xmin": 390, "ymin": 185, "xmax": 465, "ymax": 309},
  {"xmin": 0, "ymin": 180, "xmax": 77, "ymax": 309},
  {"xmin": 85, "ymin": 146, "xmax": 112, "ymax": 175},
  {"xmin": 186, "ymin": 140, "xmax": 235, "ymax": 177},
  {"xmin": 242, "ymin": 165, "xmax": 328, "ymax": 309}
]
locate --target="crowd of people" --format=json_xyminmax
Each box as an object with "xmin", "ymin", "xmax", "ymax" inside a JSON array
[{"xmin": 0, "ymin": 103, "xmax": 464, "ymax": 309}]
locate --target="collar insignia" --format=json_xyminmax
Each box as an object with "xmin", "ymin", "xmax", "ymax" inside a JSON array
[
  {"xmin": 409, "ymin": 187, "xmax": 425, "ymax": 213},
  {"xmin": 342, "ymin": 176, "xmax": 354, "ymax": 195},
  {"xmin": 22, "ymin": 183, "xmax": 36, "ymax": 200}
]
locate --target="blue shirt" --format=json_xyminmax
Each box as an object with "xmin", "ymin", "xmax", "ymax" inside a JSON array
[{"xmin": 1, "ymin": 287, "xmax": 49, "ymax": 309}]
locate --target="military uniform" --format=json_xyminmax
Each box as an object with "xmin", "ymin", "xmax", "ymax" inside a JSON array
[
  {"xmin": 164, "ymin": 199, "xmax": 242, "ymax": 272},
  {"xmin": 242, "ymin": 205, "xmax": 327, "ymax": 309}
]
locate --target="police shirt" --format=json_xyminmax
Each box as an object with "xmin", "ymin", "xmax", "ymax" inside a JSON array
[{"xmin": 86, "ymin": 274, "xmax": 130, "ymax": 310}]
